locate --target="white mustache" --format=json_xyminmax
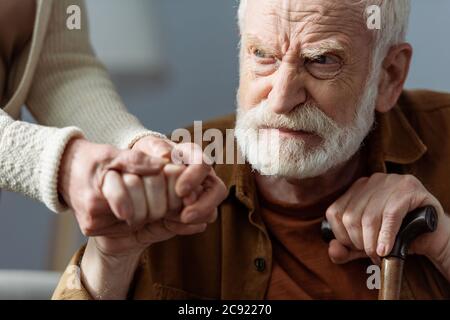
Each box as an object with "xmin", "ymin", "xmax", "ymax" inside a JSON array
[{"xmin": 237, "ymin": 100, "xmax": 342, "ymax": 138}]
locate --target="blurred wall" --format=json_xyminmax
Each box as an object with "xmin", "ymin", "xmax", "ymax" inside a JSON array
[{"xmin": 0, "ymin": 0, "xmax": 449, "ymax": 270}]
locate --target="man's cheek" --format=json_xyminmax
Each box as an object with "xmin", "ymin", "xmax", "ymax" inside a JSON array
[
  {"xmin": 305, "ymin": 83, "xmax": 352, "ymax": 124},
  {"xmin": 240, "ymin": 76, "xmax": 273, "ymax": 108}
]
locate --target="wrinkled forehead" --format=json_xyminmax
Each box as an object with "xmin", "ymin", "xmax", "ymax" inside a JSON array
[{"xmin": 243, "ymin": 0, "xmax": 370, "ymax": 50}]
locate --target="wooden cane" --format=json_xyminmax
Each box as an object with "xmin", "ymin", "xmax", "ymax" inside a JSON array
[{"xmin": 321, "ymin": 206, "xmax": 438, "ymax": 300}]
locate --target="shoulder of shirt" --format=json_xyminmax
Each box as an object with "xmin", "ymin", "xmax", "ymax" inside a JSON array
[
  {"xmin": 399, "ymin": 89, "xmax": 450, "ymax": 113},
  {"xmin": 397, "ymin": 90, "xmax": 450, "ymax": 148}
]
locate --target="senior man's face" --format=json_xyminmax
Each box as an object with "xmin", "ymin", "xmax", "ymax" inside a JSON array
[{"xmin": 235, "ymin": 0, "xmax": 378, "ymax": 179}]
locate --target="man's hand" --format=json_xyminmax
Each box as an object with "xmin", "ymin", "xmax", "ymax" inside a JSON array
[
  {"xmin": 77, "ymin": 135, "xmax": 228, "ymax": 299},
  {"xmin": 97, "ymin": 134, "xmax": 228, "ymax": 256},
  {"xmin": 80, "ymin": 163, "xmax": 226, "ymax": 300},
  {"xmin": 90, "ymin": 164, "xmax": 225, "ymax": 257},
  {"xmin": 325, "ymin": 173, "xmax": 450, "ymax": 279},
  {"xmin": 58, "ymin": 138, "xmax": 168, "ymax": 236},
  {"xmin": 133, "ymin": 135, "xmax": 227, "ymax": 226}
]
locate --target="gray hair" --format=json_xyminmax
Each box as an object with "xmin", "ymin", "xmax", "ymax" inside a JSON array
[{"xmin": 237, "ymin": 0, "xmax": 411, "ymax": 76}]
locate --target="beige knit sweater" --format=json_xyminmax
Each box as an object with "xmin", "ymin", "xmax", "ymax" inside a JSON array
[{"xmin": 0, "ymin": 0, "xmax": 160, "ymax": 213}]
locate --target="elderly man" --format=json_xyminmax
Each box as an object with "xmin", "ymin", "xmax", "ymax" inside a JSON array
[{"xmin": 54, "ymin": 0, "xmax": 450, "ymax": 300}]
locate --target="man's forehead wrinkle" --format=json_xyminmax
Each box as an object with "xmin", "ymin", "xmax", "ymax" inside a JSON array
[
  {"xmin": 279, "ymin": 10, "xmax": 366, "ymax": 35},
  {"xmin": 252, "ymin": 0, "xmax": 367, "ymax": 48},
  {"xmin": 286, "ymin": 21, "xmax": 360, "ymax": 58},
  {"xmin": 290, "ymin": 18, "xmax": 364, "ymax": 38},
  {"xmin": 272, "ymin": 0, "xmax": 364, "ymax": 23},
  {"xmin": 279, "ymin": 8, "xmax": 359, "ymax": 22},
  {"xmin": 245, "ymin": 0, "xmax": 369, "ymax": 58}
]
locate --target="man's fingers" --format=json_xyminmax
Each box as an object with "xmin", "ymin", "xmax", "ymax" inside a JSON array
[
  {"xmin": 180, "ymin": 175, "xmax": 227, "ymax": 224},
  {"xmin": 361, "ymin": 190, "xmax": 390, "ymax": 262},
  {"xmin": 134, "ymin": 220, "xmax": 207, "ymax": 245},
  {"xmin": 143, "ymin": 173, "xmax": 168, "ymax": 221},
  {"xmin": 134, "ymin": 220, "xmax": 173, "ymax": 245},
  {"xmin": 140, "ymin": 137, "xmax": 175, "ymax": 160},
  {"xmin": 326, "ymin": 177, "xmax": 369, "ymax": 249},
  {"xmin": 377, "ymin": 194, "xmax": 410, "ymax": 256},
  {"xmin": 183, "ymin": 185, "xmax": 204, "ymax": 207},
  {"xmin": 163, "ymin": 185, "xmax": 203, "ymax": 223},
  {"xmin": 328, "ymin": 240, "xmax": 367, "ymax": 264},
  {"xmin": 176, "ymin": 163, "xmax": 211, "ymax": 197},
  {"xmin": 101, "ymin": 170, "xmax": 134, "ymax": 221},
  {"xmin": 91, "ymin": 222, "xmax": 133, "ymax": 237},
  {"xmin": 341, "ymin": 178, "xmax": 381, "ymax": 251},
  {"xmin": 163, "ymin": 220, "xmax": 207, "ymax": 236},
  {"xmin": 164, "ymin": 164, "xmax": 184, "ymax": 211},
  {"xmin": 326, "ymin": 207, "xmax": 353, "ymax": 248},
  {"xmin": 361, "ymin": 213, "xmax": 382, "ymax": 264},
  {"xmin": 206, "ymin": 209, "xmax": 218, "ymax": 224},
  {"xmin": 171, "ymin": 143, "xmax": 212, "ymax": 197},
  {"xmin": 122, "ymin": 174, "xmax": 147, "ymax": 228}
]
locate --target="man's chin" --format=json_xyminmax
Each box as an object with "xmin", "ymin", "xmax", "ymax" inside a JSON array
[
  {"xmin": 253, "ymin": 166, "xmax": 325, "ymax": 180},
  {"xmin": 250, "ymin": 156, "xmax": 329, "ymax": 180}
]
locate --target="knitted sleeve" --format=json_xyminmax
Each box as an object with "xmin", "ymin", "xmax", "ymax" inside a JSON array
[
  {"xmin": 0, "ymin": 109, "xmax": 84, "ymax": 213},
  {"xmin": 26, "ymin": 0, "xmax": 163, "ymax": 150}
]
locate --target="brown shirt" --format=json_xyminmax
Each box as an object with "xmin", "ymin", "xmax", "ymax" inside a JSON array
[
  {"xmin": 260, "ymin": 190, "xmax": 378, "ymax": 300},
  {"xmin": 54, "ymin": 90, "xmax": 450, "ymax": 300}
]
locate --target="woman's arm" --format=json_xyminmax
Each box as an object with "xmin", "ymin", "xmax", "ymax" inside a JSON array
[
  {"xmin": 0, "ymin": 109, "xmax": 83, "ymax": 213},
  {"xmin": 26, "ymin": 0, "xmax": 161, "ymax": 150}
]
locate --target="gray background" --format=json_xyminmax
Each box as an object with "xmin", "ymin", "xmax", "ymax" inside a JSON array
[{"xmin": 0, "ymin": 0, "xmax": 449, "ymax": 270}]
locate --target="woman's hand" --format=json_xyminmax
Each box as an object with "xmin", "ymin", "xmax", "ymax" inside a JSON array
[
  {"xmin": 132, "ymin": 135, "xmax": 228, "ymax": 228},
  {"xmin": 73, "ymin": 135, "xmax": 227, "ymax": 299},
  {"xmin": 58, "ymin": 138, "xmax": 168, "ymax": 236},
  {"xmin": 80, "ymin": 164, "xmax": 226, "ymax": 299},
  {"xmin": 102, "ymin": 135, "xmax": 228, "ymax": 257}
]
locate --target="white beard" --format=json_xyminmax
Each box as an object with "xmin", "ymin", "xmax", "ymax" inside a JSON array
[{"xmin": 235, "ymin": 76, "xmax": 378, "ymax": 179}]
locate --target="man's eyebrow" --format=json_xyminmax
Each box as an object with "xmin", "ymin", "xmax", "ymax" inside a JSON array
[
  {"xmin": 242, "ymin": 33, "xmax": 279, "ymax": 55},
  {"xmin": 301, "ymin": 40, "xmax": 349, "ymax": 59},
  {"xmin": 242, "ymin": 34, "xmax": 349, "ymax": 60}
]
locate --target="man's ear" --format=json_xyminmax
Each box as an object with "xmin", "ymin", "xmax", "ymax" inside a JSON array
[{"xmin": 375, "ymin": 43, "xmax": 413, "ymax": 113}]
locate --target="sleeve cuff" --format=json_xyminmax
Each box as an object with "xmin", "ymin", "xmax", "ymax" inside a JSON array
[
  {"xmin": 39, "ymin": 126, "xmax": 85, "ymax": 213},
  {"xmin": 120, "ymin": 130, "xmax": 168, "ymax": 150},
  {"xmin": 52, "ymin": 246, "xmax": 94, "ymax": 300}
]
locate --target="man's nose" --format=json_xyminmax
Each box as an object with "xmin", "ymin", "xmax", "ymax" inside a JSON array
[{"xmin": 266, "ymin": 63, "xmax": 307, "ymax": 114}]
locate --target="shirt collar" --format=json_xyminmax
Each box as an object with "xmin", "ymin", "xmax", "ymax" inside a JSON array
[{"xmin": 366, "ymin": 106, "xmax": 427, "ymax": 173}]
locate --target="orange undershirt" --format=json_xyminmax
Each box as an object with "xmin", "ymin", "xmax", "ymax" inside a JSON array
[{"xmin": 260, "ymin": 189, "xmax": 378, "ymax": 300}]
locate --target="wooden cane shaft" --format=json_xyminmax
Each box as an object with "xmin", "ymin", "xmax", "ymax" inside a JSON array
[{"xmin": 379, "ymin": 257, "xmax": 404, "ymax": 300}]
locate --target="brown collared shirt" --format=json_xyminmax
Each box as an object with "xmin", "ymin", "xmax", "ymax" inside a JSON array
[
  {"xmin": 260, "ymin": 189, "xmax": 378, "ymax": 300},
  {"xmin": 54, "ymin": 90, "xmax": 450, "ymax": 300}
]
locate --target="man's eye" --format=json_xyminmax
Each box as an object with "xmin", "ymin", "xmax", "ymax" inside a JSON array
[
  {"xmin": 252, "ymin": 48, "xmax": 275, "ymax": 62},
  {"xmin": 308, "ymin": 55, "xmax": 339, "ymax": 65},
  {"xmin": 304, "ymin": 54, "xmax": 342, "ymax": 80},
  {"xmin": 253, "ymin": 49, "xmax": 268, "ymax": 58}
]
